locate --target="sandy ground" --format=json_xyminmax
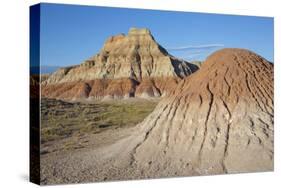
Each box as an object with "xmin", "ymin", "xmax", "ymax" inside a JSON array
[
  {"xmin": 41, "ymin": 125, "xmax": 137, "ymax": 184},
  {"xmin": 40, "ymin": 98, "xmax": 161, "ymax": 184}
]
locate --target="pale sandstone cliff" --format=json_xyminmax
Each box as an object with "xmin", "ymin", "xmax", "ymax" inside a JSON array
[{"xmin": 42, "ymin": 28, "xmax": 198, "ymax": 100}]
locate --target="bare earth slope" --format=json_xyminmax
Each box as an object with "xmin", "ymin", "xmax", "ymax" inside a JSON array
[
  {"xmin": 131, "ymin": 48, "xmax": 274, "ymax": 175},
  {"xmin": 42, "ymin": 28, "xmax": 198, "ymax": 100},
  {"xmin": 41, "ymin": 48, "xmax": 273, "ymax": 184}
]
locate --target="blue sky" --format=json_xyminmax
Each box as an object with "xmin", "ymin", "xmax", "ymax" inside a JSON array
[{"xmin": 39, "ymin": 3, "xmax": 274, "ymax": 67}]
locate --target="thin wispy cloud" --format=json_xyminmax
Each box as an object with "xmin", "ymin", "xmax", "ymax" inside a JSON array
[
  {"xmin": 186, "ymin": 50, "xmax": 205, "ymax": 55},
  {"xmin": 183, "ymin": 54, "xmax": 202, "ymax": 59},
  {"xmin": 179, "ymin": 50, "xmax": 204, "ymax": 59},
  {"xmin": 167, "ymin": 44, "xmax": 224, "ymax": 51}
]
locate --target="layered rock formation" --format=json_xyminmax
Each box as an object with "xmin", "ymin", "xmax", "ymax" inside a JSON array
[
  {"xmin": 128, "ymin": 48, "xmax": 273, "ymax": 175},
  {"xmin": 42, "ymin": 28, "xmax": 198, "ymax": 100},
  {"xmin": 40, "ymin": 48, "xmax": 274, "ymax": 184}
]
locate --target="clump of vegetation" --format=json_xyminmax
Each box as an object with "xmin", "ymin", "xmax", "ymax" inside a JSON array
[{"xmin": 40, "ymin": 98, "xmax": 158, "ymax": 144}]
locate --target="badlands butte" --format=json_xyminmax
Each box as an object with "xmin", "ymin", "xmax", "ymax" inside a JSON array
[
  {"xmin": 40, "ymin": 28, "xmax": 274, "ymax": 184},
  {"xmin": 41, "ymin": 28, "xmax": 198, "ymax": 99}
]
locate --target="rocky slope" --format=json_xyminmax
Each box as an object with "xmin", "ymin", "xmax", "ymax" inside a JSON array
[
  {"xmin": 40, "ymin": 48, "xmax": 274, "ymax": 184},
  {"xmin": 129, "ymin": 48, "xmax": 274, "ymax": 175},
  {"xmin": 42, "ymin": 28, "xmax": 198, "ymax": 100}
]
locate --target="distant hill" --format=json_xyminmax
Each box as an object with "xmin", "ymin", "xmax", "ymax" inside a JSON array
[
  {"xmin": 191, "ymin": 60, "xmax": 203, "ymax": 67},
  {"xmin": 30, "ymin": 65, "xmax": 60, "ymax": 74}
]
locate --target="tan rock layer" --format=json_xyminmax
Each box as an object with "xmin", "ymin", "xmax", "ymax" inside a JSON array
[{"xmin": 43, "ymin": 28, "xmax": 195, "ymax": 85}]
